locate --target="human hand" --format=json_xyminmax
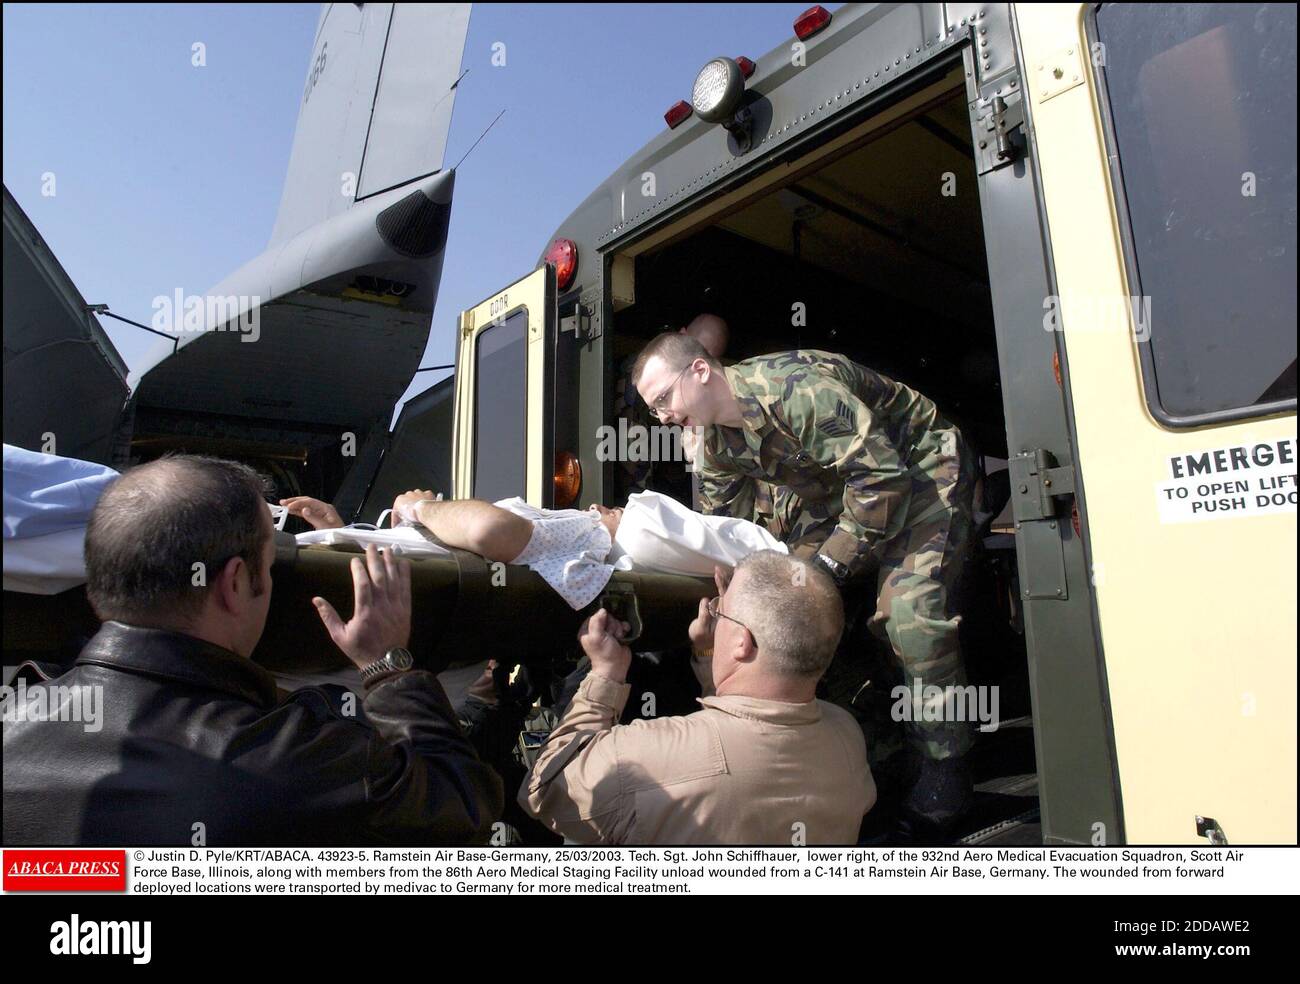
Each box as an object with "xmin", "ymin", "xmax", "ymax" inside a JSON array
[
  {"xmin": 680, "ymin": 425, "xmax": 700, "ymax": 462},
  {"xmin": 713, "ymin": 564, "xmax": 731, "ymax": 596},
  {"xmin": 280, "ymin": 496, "xmax": 344, "ymax": 531},
  {"xmin": 392, "ymin": 489, "xmax": 438, "ymax": 525},
  {"xmin": 312, "ymin": 544, "xmax": 412, "ymax": 670},
  {"xmin": 465, "ymin": 659, "xmax": 500, "ymax": 706},
  {"xmin": 577, "ymin": 608, "xmax": 632, "ymax": 682},
  {"xmin": 687, "ymin": 566, "xmax": 730, "ymax": 652},
  {"xmin": 687, "ymin": 596, "xmax": 713, "ymax": 652}
]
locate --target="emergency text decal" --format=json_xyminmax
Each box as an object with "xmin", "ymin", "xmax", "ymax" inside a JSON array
[{"xmin": 1156, "ymin": 437, "xmax": 1297, "ymax": 523}]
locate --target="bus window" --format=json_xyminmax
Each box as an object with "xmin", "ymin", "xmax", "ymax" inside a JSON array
[
  {"xmin": 472, "ymin": 309, "xmax": 528, "ymax": 500},
  {"xmin": 1093, "ymin": 3, "xmax": 1297, "ymax": 421}
]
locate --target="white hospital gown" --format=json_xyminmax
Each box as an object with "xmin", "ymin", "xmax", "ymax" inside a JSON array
[
  {"xmin": 491, "ymin": 492, "xmax": 789, "ymax": 609},
  {"xmin": 607, "ymin": 490, "xmax": 787, "ymax": 576},
  {"xmin": 494, "ymin": 498, "xmax": 614, "ymax": 610}
]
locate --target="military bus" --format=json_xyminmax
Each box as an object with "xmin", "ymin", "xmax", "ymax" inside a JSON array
[{"xmin": 445, "ymin": 2, "xmax": 1297, "ymax": 845}]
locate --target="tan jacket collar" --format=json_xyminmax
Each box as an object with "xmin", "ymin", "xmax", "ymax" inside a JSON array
[{"xmin": 698, "ymin": 693, "xmax": 823, "ymax": 725}]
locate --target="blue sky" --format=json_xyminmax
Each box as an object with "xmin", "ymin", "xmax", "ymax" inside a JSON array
[{"xmin": 2, "ymin": 2, "xmax": 838, "ymax": 414}]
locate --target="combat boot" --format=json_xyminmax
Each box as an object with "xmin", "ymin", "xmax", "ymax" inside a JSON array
[{"xmin": 894, "ymin": 755, "xmax": 975, "ymax": 844}]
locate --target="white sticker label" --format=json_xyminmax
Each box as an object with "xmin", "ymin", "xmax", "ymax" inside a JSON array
[{"xmin": 1157, "ymin": 437, "xmax": 1297, "ymax": 523}]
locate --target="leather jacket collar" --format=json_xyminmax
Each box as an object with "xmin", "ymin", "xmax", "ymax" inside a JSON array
[{"xmin": 74, "ymin": 621, "xmax": 279, "ymax": 708}]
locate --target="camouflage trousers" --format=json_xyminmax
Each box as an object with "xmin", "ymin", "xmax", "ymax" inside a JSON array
[{"xmin": 768, "ymin": 438, "xmax": 977, "ymax": 765}]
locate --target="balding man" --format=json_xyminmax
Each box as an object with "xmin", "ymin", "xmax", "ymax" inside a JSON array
[
  {"xmin": 519, "ymin": 550, "xmax": 874, "ymax": 845},
  {"xmin": 682, "ymin": 312, "xmax": 729, "ymax": 359},
  {"xmin": 2, "ymin": 454, "xmax": 503, "ymax": 845}
]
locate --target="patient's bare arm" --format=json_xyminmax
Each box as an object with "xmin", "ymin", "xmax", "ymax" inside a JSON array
[{"xmin": 392, "ymin": 490, "xmax": 534, "ymax": 563}]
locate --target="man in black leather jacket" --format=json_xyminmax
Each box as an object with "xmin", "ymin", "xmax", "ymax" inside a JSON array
[{"xmin": 2, "ymin": 455, "xmax": 504, "ymax": 846}]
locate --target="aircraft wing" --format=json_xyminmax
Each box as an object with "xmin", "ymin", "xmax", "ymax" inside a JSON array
[
  {"xmin": 2, "ymin": 185, "xmax": 129, "ymax": 466},
  {"xmin": 125, "ymin": 3, "xmax": 471, "ymax": 515}
]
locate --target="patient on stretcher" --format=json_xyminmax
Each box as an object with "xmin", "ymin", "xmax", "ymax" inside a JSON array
[{"xmin": 282, "ymin": 489, "xmax": 785, "ymax": 611}]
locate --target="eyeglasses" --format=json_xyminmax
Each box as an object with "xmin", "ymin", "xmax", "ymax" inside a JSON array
[
  {"xmin": 706, "ymin": 596, "xmax": 752, "ymax": 639},
  {"xmin": 649, "ymin": 364, "xmax": 691, "ymax": 420}
]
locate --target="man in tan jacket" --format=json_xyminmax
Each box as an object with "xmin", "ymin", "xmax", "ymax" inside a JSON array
[{"xmin": 519, "ymin": 550, "xmax": 875, "ymax": 845}]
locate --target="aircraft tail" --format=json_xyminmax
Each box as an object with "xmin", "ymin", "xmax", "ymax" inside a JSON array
[
  {"xmin": 268, "ymin": 2, "xmax": 471, "ymax": 248},
  {"xmin": 123, "ymin": 3, "xmax": 471, "ymax": 510}
]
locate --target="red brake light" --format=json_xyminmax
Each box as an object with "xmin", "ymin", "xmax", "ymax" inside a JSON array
[
  {"xmin": 665, "ymin": 100, "xmax": 692, "ymax": 129},
  {"xmin": 545, "ymin": 238, "xmax": 578, "ymax": 291},
  {"xmin": 794, "ymin": 5, "xmax": 831, "ymax": 40},
  {"xmin": 735, "ymin": 56, "xmax": 756, "ymax": 79}
]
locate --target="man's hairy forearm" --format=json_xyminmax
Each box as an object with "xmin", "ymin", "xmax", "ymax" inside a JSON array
[{"xmin": 412, "ymin": 499, "xmax": 534, "ymax": 563}]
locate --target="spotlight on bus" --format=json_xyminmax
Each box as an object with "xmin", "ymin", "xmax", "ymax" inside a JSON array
[
  {"xmin": 691, "ymin": 57, "xmax": 745, "ymax": 124},
  {"xmin": 691, "ymin": 57, "xmax": 753, "ymax": 151}
]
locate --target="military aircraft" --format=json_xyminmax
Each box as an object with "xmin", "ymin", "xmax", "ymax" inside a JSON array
[
  {"xmin": 3, "ymin": 2, "xmax": 525, "ymax": 683},
  {"xmin": 5, "ymin": 2, "xmax": 471, "ymax": 519}
]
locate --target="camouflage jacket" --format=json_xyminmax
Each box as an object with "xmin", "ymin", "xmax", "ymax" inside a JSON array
[{"xmin": 697, "ymin": 350, "xmax": 963, "ymax": 573}]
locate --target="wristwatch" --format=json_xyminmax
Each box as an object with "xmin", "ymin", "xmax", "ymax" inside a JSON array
[
  {"xmin": 812, "ymin": 553, "xmax": 851, "ymax": 587},
  {"xmin": 360, "ymin": 647, "xmax": 415, "ymax": 682}
]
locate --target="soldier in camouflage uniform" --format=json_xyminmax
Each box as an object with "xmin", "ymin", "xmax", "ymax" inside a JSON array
[
  {"xmin": 612, "ymin": 314, "xmax": 732, "ymax": 495},
  {"xmin": 632, "ymin": 333, "xmax": 977, "ymax": 836}
]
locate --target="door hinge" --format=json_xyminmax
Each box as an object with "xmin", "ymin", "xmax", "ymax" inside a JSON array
[
  {"xmin": 1009, "ymin": 448, "xmax": 1075, "ymax": 522},
  {"xmin": 1196, "ymin": 815, "xmax": 1229, "ymax": 846},
  {"xmin": 1009, "ymin": 448, "xmax": 1075, "ymax": 602},
  {"xmin": 971, "ymin": 90, "xmax": 1024, "ymax": 174},
  {"xmin": 560, "ymin": 300, "xmax": 597, "ymax": 340}
]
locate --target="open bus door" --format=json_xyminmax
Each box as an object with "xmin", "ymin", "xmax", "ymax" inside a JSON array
[{"xmin": 452, "ymin": 266, "xmax": 558, "ymax": 506}]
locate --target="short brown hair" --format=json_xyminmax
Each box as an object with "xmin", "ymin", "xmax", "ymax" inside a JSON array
[
  {"xmin": 85, "ymin": 455, "xmax": 272, "ymax": 624},
  {"xmin": 631, "ymin": 331, "xmax": 719, "ymax": 389}
]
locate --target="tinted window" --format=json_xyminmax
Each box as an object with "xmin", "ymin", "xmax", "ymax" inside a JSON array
[
  {"xmin": 1095, "ymin": 3, "xmax": 1297, "ymax": 418},
  {"xmin": 473, "ymin": 310, "xmax": 527, "ymax": 500}
]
